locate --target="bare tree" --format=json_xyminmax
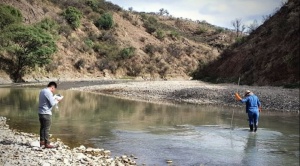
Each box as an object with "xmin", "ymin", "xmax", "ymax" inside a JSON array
[
  {"xmin": 247, "ymin": 19, "xmax": 259, "ymax": 34},
  {"xmin": 158, "ymin": 8, "xmax": 169, "ymax": 16},
  {"xmin": 231, "ymin": 18, "xmax": 246, "ymax": 37},
  {"xmin": 159, "ymin": 8, "xmax": 165, "ymax": 15}
]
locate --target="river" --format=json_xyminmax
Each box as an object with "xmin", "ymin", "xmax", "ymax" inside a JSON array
[{"xmin": 0, "ymin": 87, "xmax": 299, "ymax": 165}]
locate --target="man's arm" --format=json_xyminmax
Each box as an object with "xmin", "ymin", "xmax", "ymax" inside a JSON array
[
  {"xmin": 45, "ymin": 90, "xmax": 57, "ymax": 107},
  {"xmin": 235, "ymin": 93, "xmax": 247, "ymax": 103},
  {"xmin": 257, "ymin": 98, "xmax": 262, "ymax": 112}
]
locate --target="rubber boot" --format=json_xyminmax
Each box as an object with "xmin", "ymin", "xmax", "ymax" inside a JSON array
[
  {"xmin": 249, "ymin": 125, "xmax": 253, "ymax": 132},
  {"xmin": 254, "ymin": 125, "xmax": 258, "ymax": 132}
]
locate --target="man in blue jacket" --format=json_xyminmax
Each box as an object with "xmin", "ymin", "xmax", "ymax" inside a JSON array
[
  {"xmin": 235, "ymin": 90, "xmax": 261, "ymax": 132},
  {"xmin": 38, "ymin": 82, "xmax": 62, "ymax": 148}
]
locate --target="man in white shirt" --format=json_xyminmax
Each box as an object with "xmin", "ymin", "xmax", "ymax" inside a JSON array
[{"xmin": 38, "ymin": 82, "xmax": 62, "ymax": 148}]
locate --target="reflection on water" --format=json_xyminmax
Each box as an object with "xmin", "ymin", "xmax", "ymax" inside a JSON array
[{"xmin": 0, "ymin": 88, "xmax": 299, "ymax": 165}]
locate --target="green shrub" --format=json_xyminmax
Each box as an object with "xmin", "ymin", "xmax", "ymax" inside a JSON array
[
  {"xmin": 194, "ymin": 27, "xmax": 207, "ymax": 35},
  {"xmin": 86, "ymin": 0, "xmax": 98, "ymax": 12},
  {"xmin": 143, "ymin": 16, "xmax": 159, "ymax": 34},
  {"xmin": 155, "ymin": 29, "xmax": 165, "ymax": 40},
  {"xmin": 140, "ymin": 13, "xmax": 148, "ymax": 20},
  {"xmin": 169, "ymin": 30, "xmax": 179, "ymax": 40},
  {"xmin": 144, "ymin": 23, "xmax": 157, "ymax": 34},
  {"xmin": 119, "ymin": 47, "xmax": 135, "ymax": 59},
  {"xmin": 36, "ymin": 18, "xmax": 59, "ymax": 36},
  {"xmin": 0, "ymin": 4, "xmax": 22, "ymax": 29},
  {"xmin": 84, "ymin": 39, "xmax": 94, "ymax": 48},
  {"xmin": 63, "ymin": 6, "xmax": 82, "ymax": 29},
  {"xmin": 95, "ymin": 13, "xmax": 114, "ymax": 30},
  {"xmin": 233, "ymin": 36, "xmax": 246, "ymax": 46},
  {"xmin": 92, "ymin": 42, "xmax": 119, "ymax": 58},
  {"xmin": 215, "ymin": 27, "xmax": 224, "ymax": 33}
]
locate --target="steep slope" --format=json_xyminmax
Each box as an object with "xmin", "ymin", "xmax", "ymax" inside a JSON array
[
  {"xmin": 0, "ymin": 0, "xmax": 235, "ymax": 82},
  {"xmin": 194, "ymin": 0, "xmax": 299, "ymax": 86}
]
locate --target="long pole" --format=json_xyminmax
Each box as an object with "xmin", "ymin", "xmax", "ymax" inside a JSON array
[{"xmin": 231, "ymin": 77, "xmax": 240, "ymax": 130}]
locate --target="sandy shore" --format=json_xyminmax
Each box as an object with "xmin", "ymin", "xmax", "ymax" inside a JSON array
[
  {"xmin": 0, "ymin": 117, "xmax": 137, "ymax": 166},
  {"xmin": 72, "ymin": 80, "xmax": 299, "ymax": 112}
]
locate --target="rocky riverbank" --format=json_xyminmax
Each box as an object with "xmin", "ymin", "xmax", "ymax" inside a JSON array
[
  {"xmin": 0, "ymin": 117, "xmax": 137, "ymax": 166},
  {"xmin": 72, "ymin": 81, "xmax": 299, "ymax": 112}
]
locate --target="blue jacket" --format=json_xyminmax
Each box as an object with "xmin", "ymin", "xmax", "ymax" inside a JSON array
[{"xmin": 241, "ymin": 94, "xmax": 261, "ymax": 113}]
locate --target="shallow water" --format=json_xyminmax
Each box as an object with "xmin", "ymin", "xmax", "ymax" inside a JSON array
[{"xmin": 0, "ymin": 88, "xmax": 299, "ymax": 165}]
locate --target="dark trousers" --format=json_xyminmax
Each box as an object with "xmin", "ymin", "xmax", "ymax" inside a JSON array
[{"xmin": 39, "ymin": 114, "xmax": 51, "ymax": 144}]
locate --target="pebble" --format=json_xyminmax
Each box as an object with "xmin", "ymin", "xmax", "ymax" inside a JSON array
[
  {"xmin": 74, "ymin": 81, "xmax": 299, "ymax": 112},
  {"xmin": 0, "ymin": 116, "xmax": 137, "ymax": 166}
]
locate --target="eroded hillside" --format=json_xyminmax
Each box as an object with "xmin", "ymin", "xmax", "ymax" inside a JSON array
[
  {"xmin": 0, "ymin": 0, "xmax": 235, "ymax": 82},
  {"xmin": 194, "ymin": 0, "xmax": 299, "ymax": 87}
]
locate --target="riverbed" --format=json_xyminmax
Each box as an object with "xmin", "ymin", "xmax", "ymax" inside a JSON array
[{"xmin": 0, "ymin": 87, "xmax": 299, "ymax": 165}]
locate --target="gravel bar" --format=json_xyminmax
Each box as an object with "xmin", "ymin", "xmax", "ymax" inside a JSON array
[{"xmin": 72, "ymin": 81, "xmax": 299, "ymax": 112}]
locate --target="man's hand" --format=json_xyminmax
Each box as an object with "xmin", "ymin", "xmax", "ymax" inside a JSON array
[
  {"xmin": 234, "ymin": 93, "xmax": 242, "ymax": 101},
  {"xmin": 259, "ymin": 107, "xmax": 262, "ymax": 112}
]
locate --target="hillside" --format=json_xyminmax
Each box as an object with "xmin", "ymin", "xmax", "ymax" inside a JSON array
[
  {"xmin": 193, "ymin": 0, "xmax": 299, "ymax": 87},
  {"xmin": 0, "ymin": 0, "xmax": 236, "ymax": 83}
]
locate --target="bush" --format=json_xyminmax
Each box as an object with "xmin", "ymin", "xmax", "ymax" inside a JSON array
[
  {"xmin": 194, "ymin": 27, "xmax": 207, "ymax": 35},
  {"xmin": 86, "ymin": 0, "xmax": 98, "ymax": 12},
  {"xmin": 155, "ymin": 29, "xmax": 165, "ymax": 40},
  {"xmin": 84, "ymin": 39, "xmax": 94, "ymax": 48},
  {"xmin": 169, "ymin": 30, "xmax": 179, "ymax": 40},
  {"xmin": 144, "ymin": 44, "xmax": 157, "ymax": 55},
  {"xmin": 74, "ymin": 59, "xmax": 85, "ymax": 70},
  {"xmin": 167, "ymin": 43, "xmax": 182, "ymax": 58},
  {"xmin": 119, "ymin": 47, "xmax": 135, "ymax": 59},
  {"xmin": 233, "ymin": 36, "xmax": 246, "ymax": 47},
  {"xmin": 95, "ymin": 13, "xmax": 114, "ymax": 30},
  {"xmin": 215, "ymin": 27, "xmax": 224, "ymax": 33},
  {"xmin": 97, "ymin": 58, "xmax": 118, "ymax": 74},
  {"xmin": 122, "ymin": 12, "xmax": 132, "ymax": 21},
  {"xmin": 140, "ymin": 37, "xmax": 146, "ymax": 42},
  {"xmin": 62, "ymin": 6, "xmax": 82, "ymax": 29},
  {"xmin": 143, "ymin": 16, "xmax": 159, "ymax": 34},
  {"xmin": 0, "ymin": 4, "xmax": 22, "ymax": 29},
  {"xmin": 36, "ymin": 18, "xmax": 59, "ymax": 36},
  {"xmin": 126, "ymin": 61, "xmax": 142, "ymax": 76},
  {"xmin": 92, "ymin": 42, "xmax": 119, "ymax": 58},
  {"xmin": 58, "ymin": 24, "xmax": 73, "ymax": 36},
  {"xmin": 99, "ymin": 31, "xmax": 117, "ymax": 44}
]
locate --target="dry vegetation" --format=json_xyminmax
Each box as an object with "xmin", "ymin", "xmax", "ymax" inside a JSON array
[
  {"xmin": 194, "ymin": 0, "xmax": 299, "ymax": 87},
  {"xmin": 0, "ymin": 0, "xmax": 236, "ymax": 82}
]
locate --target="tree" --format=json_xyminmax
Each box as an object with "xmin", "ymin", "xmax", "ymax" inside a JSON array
[
  {"xmin": 158, "ymin": 8, "xmax": 169, "ymax": 16},
  {"xmin": 247, "ymin": 19, "xmax": 259, "ymax": 34},
  {"xmin": 231, "ymin": 18, "xmax": 246, "ymax": 37},
  {"xmin": 128, "ymin": 7, "xmax": 133, "ymax": 12},
  {"xmin": 0, "ymin": 25, "xmax": 57, "ymax": 82},
  {"xmin": 0, "ymin": 4, "xmax": 22, "ymax": 30}
]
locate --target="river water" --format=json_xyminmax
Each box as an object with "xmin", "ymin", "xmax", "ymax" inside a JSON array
[{"xmin": 0, "ymin": 87, "xmax": 299, "ymax": 165}]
